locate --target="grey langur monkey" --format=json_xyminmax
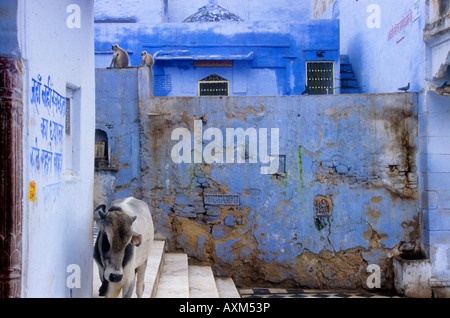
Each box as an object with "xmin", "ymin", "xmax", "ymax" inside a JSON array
[
  {"xmin": 108, "ymin": 44, "xmax": 129, "ymax": 68},
  {"xmin": 139, "ymin": 51, "xmax": 154, "ymax": 68}
]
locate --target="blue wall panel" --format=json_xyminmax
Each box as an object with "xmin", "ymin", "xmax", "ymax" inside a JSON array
[{"xmin": 95, "ymin": 21, "xmax": 340, "ymax": 96}]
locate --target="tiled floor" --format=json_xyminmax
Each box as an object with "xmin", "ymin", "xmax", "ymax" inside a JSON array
[{"xmin": 239, "ymin": 288, "xmax": 403, "ymax": 298}]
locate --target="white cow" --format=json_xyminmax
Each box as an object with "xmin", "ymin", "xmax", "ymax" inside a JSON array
[{"xmin": 94, "ymin": 197, "xmax": 154, "ymax": 298}]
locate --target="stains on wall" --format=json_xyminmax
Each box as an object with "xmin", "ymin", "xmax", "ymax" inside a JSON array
[
  {"xmin": 429, "ymin": 0, "xmax": 450, "ymax": 23},
  {"xmin": 308, "ymin": 97, "xmax": 419, "ymax": 200},
  {"xmin": 96, "ymin": 69, "xmax": 421, "ymax": 289},
  {"xmin": 94, "ymin": 68, "xmax": 141, "ymax": 207},
  {"xmin": 312, "ymin": 0, "xmax": 336, "ymax": 19}
]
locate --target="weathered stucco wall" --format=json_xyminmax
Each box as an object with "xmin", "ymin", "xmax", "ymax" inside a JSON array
[
  {"xmin": 139, "ymin": 94, "xmax": 420, "ymax": 289},
  {"xmin": 311, "ymin": 0, "xmax": 450, "ymax": 294},
  {"xmin": 96, "ymin": 68, "xmax": 420, "ymax": 289},
  {"xmin": 419, "ymin": 90, "xmax": 450, "ymax": 286},
  {"xmin": 94, "ymin": 20, "xmax": 340, "ymax": 96},
  {"xmin": 94, "ymin": 68, "xmax": 142, "ymax": 207},
  {"xmin": 21, "ymin": 0, "xmax": 95, "ymax": 297},
  {"xmin": 316, "ymin": 0, "xmax": 426, "ymax": 94}
]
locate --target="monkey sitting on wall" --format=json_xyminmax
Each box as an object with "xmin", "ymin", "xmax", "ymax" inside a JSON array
[
  {"xmin": 108, "ymin": 44, "xmax": 129, "ymax": 69},
  {"xmin": 139, "ymin": 51, "xmax": 154, "ymax": 68}
]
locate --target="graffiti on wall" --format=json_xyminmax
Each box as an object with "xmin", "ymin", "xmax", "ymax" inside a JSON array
[
  {"xmin": 29, "ymin": 74, "xmax": 66, "ymax": 183},
  {"xmin": 388, "ymin": 2, "xmax": 420, "ymax": 44},
  {"xmin": 388, "ymin": 10, "xmax": 413, "ymax": 42}
]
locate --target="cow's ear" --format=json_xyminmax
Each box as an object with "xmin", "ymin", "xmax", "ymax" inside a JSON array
[
  {"xmin": 131, "ymin": 233, "xmax": 142, "ymax": 247},
  {"xmin": 94, "ymin": 205, "xmax": 107, "ymax": 221}
]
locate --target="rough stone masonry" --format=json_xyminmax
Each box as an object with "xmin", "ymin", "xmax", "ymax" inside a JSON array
[
  {"xmin": 137, "ymin": 92, "xmax": 419, "ymax": 290},
  {"xmin": 95, "ymin": 68, "xmax": 420, "ymax": 290}
]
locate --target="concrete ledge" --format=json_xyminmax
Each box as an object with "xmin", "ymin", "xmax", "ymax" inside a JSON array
[
  {"xmin": 429, "ymin": 277, "xmax": 450, "ymax": 298},
  {"xmin": 393, "ymin": 256, "xmax": 432, "ymax": 298},
  {"xmin": 424, "ymin": 14, "xmax": 450, "ymax": 41}
]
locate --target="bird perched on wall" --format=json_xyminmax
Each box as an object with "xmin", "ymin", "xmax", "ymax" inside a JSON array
[
  {"xmin": 301, "ymin": 85, "xmax": 310, "ymax": 95},
  {"xmin": 398, "ymin": 82, "xmax": 410, "ymax": 92},
  {"xmin": 436, "ymin": 81, "xmax": 449, "ymax": 96}
]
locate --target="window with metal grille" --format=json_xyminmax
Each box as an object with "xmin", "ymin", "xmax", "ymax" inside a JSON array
[
  {"xmin": 306, "ymin": 62, "xmax": 334, "ymax": 95},
  {"xmin": 198, "ymin": 74, "xmax": 229, "ymax": 96}
]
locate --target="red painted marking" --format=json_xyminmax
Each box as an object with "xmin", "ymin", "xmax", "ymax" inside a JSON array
[{"xmin": 396, "ymin": 36, "xmax": 405, "ymax": 44}]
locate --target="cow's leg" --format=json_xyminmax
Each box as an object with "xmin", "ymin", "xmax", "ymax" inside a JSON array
[
  {"xmin": 97, "ymin": 280, "xmax": 121, "ymax": 298},
  {"xmin": 135, "ymin": 259, "xmax": 148, "ymax": 298},
  {"xmin": 122, "ymin": 275, "xmax": 135, "ymax": 298},
  {"xmin": 122, "ymin": 280, "xmax": 135, "ymax": 298}
]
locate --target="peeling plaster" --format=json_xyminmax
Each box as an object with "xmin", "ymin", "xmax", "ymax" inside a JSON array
[{"xmin": 95, "ymin": 69, "xmax": 421, "ymax": 289}]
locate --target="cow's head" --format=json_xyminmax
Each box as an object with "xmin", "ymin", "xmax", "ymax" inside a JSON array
[{"xmin": 94, "ymin": 205, "xmax": 142, "ymax": 283}]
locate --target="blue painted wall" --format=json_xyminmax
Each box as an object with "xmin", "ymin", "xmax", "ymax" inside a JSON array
[
  {"xmin": 419, "ymin": 91, "xmax": 450, "ymax": 281},
  {"xmin": 314, "ymin": 0, "xmax": 450, "ymax": 294},
  {"xmin": 0, "ymin": 0, "xmax": 19, "ymax": 56},
  {"xmin": 17, "ymin": 0, "xmax": 96, "ymax": 297},
  {"xmin": 94, "ymin": 0, "xmax": 311, "ymax": 25},
  {"xmin": 96, "ymin": 68, "xmax": 420, "ymax": 289},
  {"xmin": 95, "ymin": 20, "xmax": 340, "ymax": 96},
  {"xmin": 94, "ymin": 68, "xmax": 142, "ymax": 206},
  {"xmin": 317, "ymin": 0, "xmax": 426, "ymax": 94},
  {"xmin": 94, "ymin": 0, "xmax": 449, "ymax": 293}
]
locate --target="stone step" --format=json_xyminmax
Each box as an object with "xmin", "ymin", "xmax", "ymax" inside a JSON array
[
  {"xmin": 340, "ymin": 71, "xmax": 355, "ymax": 79},
  {"xmin": 340, "ymin": 54, "xmax": 350, "ymax": 64},
  {"xmin": 215, "ymin": 277, "xmax": 241, "ymax": 298},
  {"xmin": 341, "ymin": 87, "xmax": 360, "ymax": 94},
  {"xmin": 341, "ymin": 78, "xmax": 358, "ymax": 88},
  {"xmin": 340, "ymin": 63, "xmax": 353, "ymax": 73},
  {"xmin": 155, "ymin": 253, "xmax": 190, "ymax": 298},
  {"xmin": 188, "ymin": 265, "xmax": 220, "ymax": 298},
  {"xmin": 93, "ymin": 239, "xmax": 240, "ymax": 298},
  {"xmin": 140, "ymin": 240, "xmax": 165, "ymax": 298}
]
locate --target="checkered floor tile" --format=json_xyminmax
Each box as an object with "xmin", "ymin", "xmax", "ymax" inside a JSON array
[{"xmin": 238, "ymin": 288, "xmax": 403, "ymax": 298}]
